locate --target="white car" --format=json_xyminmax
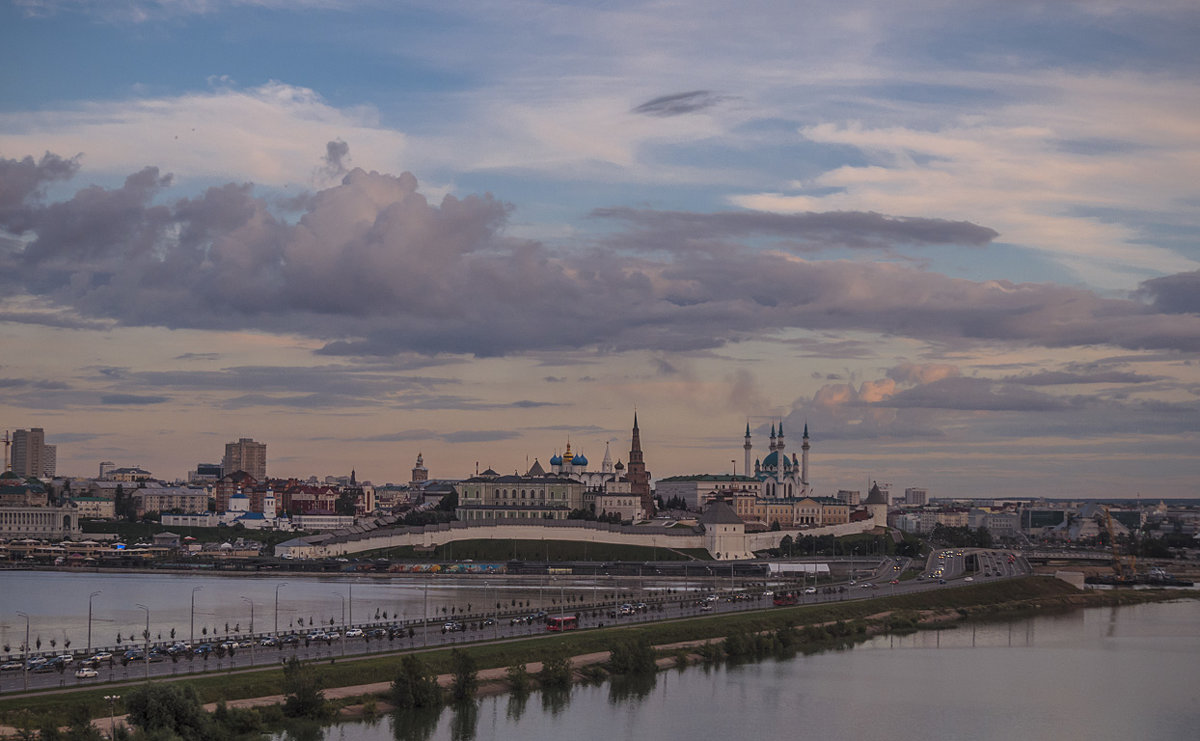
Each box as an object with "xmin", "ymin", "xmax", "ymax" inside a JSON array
[
  {"xmin": 804, "ymin": 587, "xmax": 817, "ymax": 594},
  {"xmin": 74, "ymin": 667, "xmax": 99, "ymax": 679},
  {"xmin": 344, "ymin": 628, "xmax": 364, "ymax": 638}
]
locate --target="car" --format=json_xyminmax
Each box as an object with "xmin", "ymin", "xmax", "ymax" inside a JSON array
[
  {"xmin": 860, "ymin": 583, "xmax": 874, "ymax": 589},
  {"xmin": 889, "ymin": 579, "xmax": 899, "ymax": 584},
  {"xmin": 441, "ymin": 621, "xmax": 464, "ymax": 633},
  {"xmin": 804, "ymin": 587, "xmax": 817, "ymax": 594},
  {"xmin": 54, "ymin": 654, "xmax": 73, "ymax": 666},
  {"xmin": 481, "ymin": 618, "xmax": 496, "ymax": 627},
  {"xmin": 74, "ymin": 667, "xmax": 99, "ymax": 679},
  {"xmin": 367, "ymin": 628, "xmax": 389, "ymax": 638},
  {"xmin": 0, "ymin": 661, "xmax": 23, "ymax": 672},
  {"xmin": 699, "ymin": 604, "xmax": 715, "ymax": 612},
  {"xmin": 192, "ymin": 644, "xmax": 213, "ymax": 655},
  {"xmin": 280, "ymin": 634, "xmax": 300, "ymax": 646},
  {"xmin": 344, "ymin": 628, "xmax": 364, "ymax": 638},
  {"xmin": 259, "ymin": 636, "xmax": 279, "ymax": 647},
  {"xmin": 938, "ymin": 579, "xmax": 947, "ymax": 584},
  {"xmin": 306, "ymin": 631, "xmax": 327, "ymax": 641},
  {"xmin": 964, "ymin": 577, "xmax": 974, "ymax": 582},
  {"xmin": 90, "ymin": 652, "xmax": 114, "ymax": 664}
]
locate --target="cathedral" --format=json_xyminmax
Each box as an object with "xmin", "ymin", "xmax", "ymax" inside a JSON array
[{"xmin": 745, "ymin": 421, "xmax": 810, "ymax": 499}]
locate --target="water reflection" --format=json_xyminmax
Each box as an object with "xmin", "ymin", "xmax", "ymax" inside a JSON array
[
  {"xmin": 447, "ymin": 701, "xmax": 477, "ymax": 741},
  {"xmin": 607, "ymin": 672, "xmax": 657, "ymax": 705},
  {"xmin": 392, "ymin": 707, "xmax": 440, "ymax": 741}
]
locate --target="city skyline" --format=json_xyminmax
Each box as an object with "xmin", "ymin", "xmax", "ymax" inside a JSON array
[{"xmin": 1, "ymin": 2, "xmax": 1198, "ymax": 498}]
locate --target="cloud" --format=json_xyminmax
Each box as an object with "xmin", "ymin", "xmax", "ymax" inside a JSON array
[
  {"xmin": 1004, "ymin": 370, "xmax": 1160, "ymax": 386},
  {"xmin": 1136, "ymin": 270, "xmax": 1200, "ymax": 314},
  {"xmin": 3, "ymin": 153, "xmax": 1200, "ymax": 361},
  {"xmin": 0, "ymin": 82, "xmax": 407, "ymax": 187},
  {"xmin": 320, "ymin": 139, "xmax": 351, "ymax": 182},
  {"xmin": 632, "ymin": 91, "xmax": 726, "ymax": 117},
  {"xmin": 100, "ymin": 393, "xmax": 170, "ymax": 405},
  {"xmin": 590, "ymin": 207, "xmax": 999, "ymax": 254},
  {"xmin": 886, "ymin": 363, "xmax": 960, "ymax": 386}
]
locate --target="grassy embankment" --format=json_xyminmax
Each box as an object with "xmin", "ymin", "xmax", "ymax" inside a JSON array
[{"xmin": 0, "ymin": 577, "xmax": 1192, "ymax": 729}]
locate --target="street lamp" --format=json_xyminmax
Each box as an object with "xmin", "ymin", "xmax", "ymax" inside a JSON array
[
  {"xmin": 332, "ymin": 592, "xmax": 346, "ymax": 657},
  {"xmin": 87, "ymin": 590, "xmax": 102, "ymax": 654},
  {"xmin": 240, "ymin": 596, "xmax": 255, "ymax": 667},
  {"xmin": 135, "ymin": 604, "xmax": 150, "ymax": 680},
  {"xmin": 274, "ymin": 583, "xmax": 288, "ymax": 637},
  {"xmin": 190, "ymin": 587, "xmax": 203, "ymax": 647},
  {"xmin": 103, "ymin": 694, "xmax": 121, "ymax": 740},
  {"xmin": 16, "ymin": 610, "xmax": 29, "ymax": 692}
]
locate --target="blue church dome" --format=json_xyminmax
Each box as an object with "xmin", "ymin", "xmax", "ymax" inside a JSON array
[
  {"xmin": 549, "ymin": 454, "xmax": 563, "ymax": 466},
  {"xmin": 572, "ymin": 453, "xmax": 588, "ymax": 466}
]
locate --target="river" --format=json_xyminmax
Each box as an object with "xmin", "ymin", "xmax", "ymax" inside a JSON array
[
  {"xmin": 284, "ymin": 600, "xmax": 1200, "ymax": 741},
  {"xmin": 0, "ymin": 569, "xmax": 690, "ymax": 653}
]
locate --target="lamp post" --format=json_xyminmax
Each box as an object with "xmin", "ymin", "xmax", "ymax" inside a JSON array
[
  {"xmin": 103, "ymin": 694, "xmax": 121, "ymax": 741},
  {"xmin": 274, "ymin": 583, "xmax": 287, "ymax": 638},
  {"xmin": 190, "ymin": 587, "xmax": 203, "ymax": 647},
  {"xmin": 422, "ymin": 573, "xmax": 430, "ymax": 648},
  {"xmin": 332, "ymin": 592, "xmax": 346, "ymax": 657},
  {"xmin": 135, "ymin": 604, "xmax": 150, "ymax": 680},
  {"xmin": 240, "ymin": 596, "xmax": 255, "ymax": 667},
  {"xmin": 87, "ymin": 590, "xmax": 102, "ymax": 654},
  {"xmin": 16, "ymin": 610, "xmax": 29, "ymax": 692}
]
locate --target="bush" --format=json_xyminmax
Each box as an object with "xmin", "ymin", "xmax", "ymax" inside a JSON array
[{"xmin": 537, "ymin": 651, "xmax": 572, "ymax": 689}]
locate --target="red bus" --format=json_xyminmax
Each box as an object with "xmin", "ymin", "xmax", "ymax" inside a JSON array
[{"xmin": 546, "ymin": 615, "xmax": 578, "ymax": 631}]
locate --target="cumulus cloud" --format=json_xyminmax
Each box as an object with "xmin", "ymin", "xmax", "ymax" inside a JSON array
[
  {"xmin": 3, "ymin": 152, "xmax": 1200, "ymax": 359},
  {"xmin": 1136, "ymin": 270, "xmax": 1200, "ymax": 314}
]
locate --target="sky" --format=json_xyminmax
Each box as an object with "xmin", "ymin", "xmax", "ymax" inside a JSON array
[{"xmin": 1, "ymin": 1, "xmax": 1198, "ymax": 500}]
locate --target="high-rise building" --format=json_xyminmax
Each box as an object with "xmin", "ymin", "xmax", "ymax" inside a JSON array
[
  {"xmin": 41, "ymin": 445, "xmax": 56, "ymax": 477},
  {"xmin": 11, "ymin": 428, "xmax": 47, "ymax": 478},
  {"xmin": 222, "ymin": 438, "xmax": 267, "ymax": 480},
  {"xmin": 904, "ymin": 487, "xmax": 928, "ymax": 506}
]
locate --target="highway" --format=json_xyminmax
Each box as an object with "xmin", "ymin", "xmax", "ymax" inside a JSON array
[{"xmin": 0, "ymin": 548, "xmax": 1029, "ymax": 694}]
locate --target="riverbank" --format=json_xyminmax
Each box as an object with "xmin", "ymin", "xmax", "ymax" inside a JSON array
[{"xmin": 1, "ymin": 576, "xmax": 1194, "ymax": 738}]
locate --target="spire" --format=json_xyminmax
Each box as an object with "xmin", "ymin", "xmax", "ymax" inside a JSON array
[
  {"xmin": 745, "ymin": 422, "xmax": 751, "ymax": 437},
  {"xmin": 803, "ymin": 423, "xmax": 809, "ymax": 439}
]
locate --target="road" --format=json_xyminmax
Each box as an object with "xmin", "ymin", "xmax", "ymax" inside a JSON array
[{"xmin": 0, "ymin": 548, "xmax": 1029, "ymax": 694}]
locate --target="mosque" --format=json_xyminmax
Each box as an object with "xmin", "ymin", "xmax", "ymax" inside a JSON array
[{"xmin": 746, "ymin": 421, "xmax": 810, "ymax": 499}]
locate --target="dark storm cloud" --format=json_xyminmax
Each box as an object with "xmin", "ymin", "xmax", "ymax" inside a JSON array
[
  {"xmin": 632, "ymin": 90, "xmax": 725, "ymax": 117},
  {"xmin": 1136, "ymin": 270, "xmax": 1200, "ymax": 314},
  {"xmin": 3, "ymin": 152, "xmax": 1200, "ymax": 358},
  {"xmin": 589, "ymin": 207, "xmax": 999, "ymax": 252}
]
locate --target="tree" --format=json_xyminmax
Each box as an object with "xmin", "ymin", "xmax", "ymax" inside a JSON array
[
  {"xmin": 449, "ymin": 648, "xmax": 479, "ymax": 701},
  {"xmin": 779, "ymin": 534, "xmax": 794, "ymax": 557},
  {"xmin": 282, "ymin": 657, "xmax": 329, "ymax": 719},
  {"xmin": 123, "ymin": 683, "xmax": 212, "ymax": 740},
  {"xmin": 391, "ymin": 655, "xmax": 442, "ymax": 709}
]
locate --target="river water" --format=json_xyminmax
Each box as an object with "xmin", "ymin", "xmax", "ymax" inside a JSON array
[
  {"xmin": 0, "ymin": 569, "xmax": 676, "ymax": 652},
  {"xmin": 289, "ymin": 600, "xmax": 1200, "ymax": 741}
]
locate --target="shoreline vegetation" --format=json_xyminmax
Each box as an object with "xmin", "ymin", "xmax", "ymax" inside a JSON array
[{"xmin": 1, "ymin": 577, "xmax": 1195, "ymax": 739}]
